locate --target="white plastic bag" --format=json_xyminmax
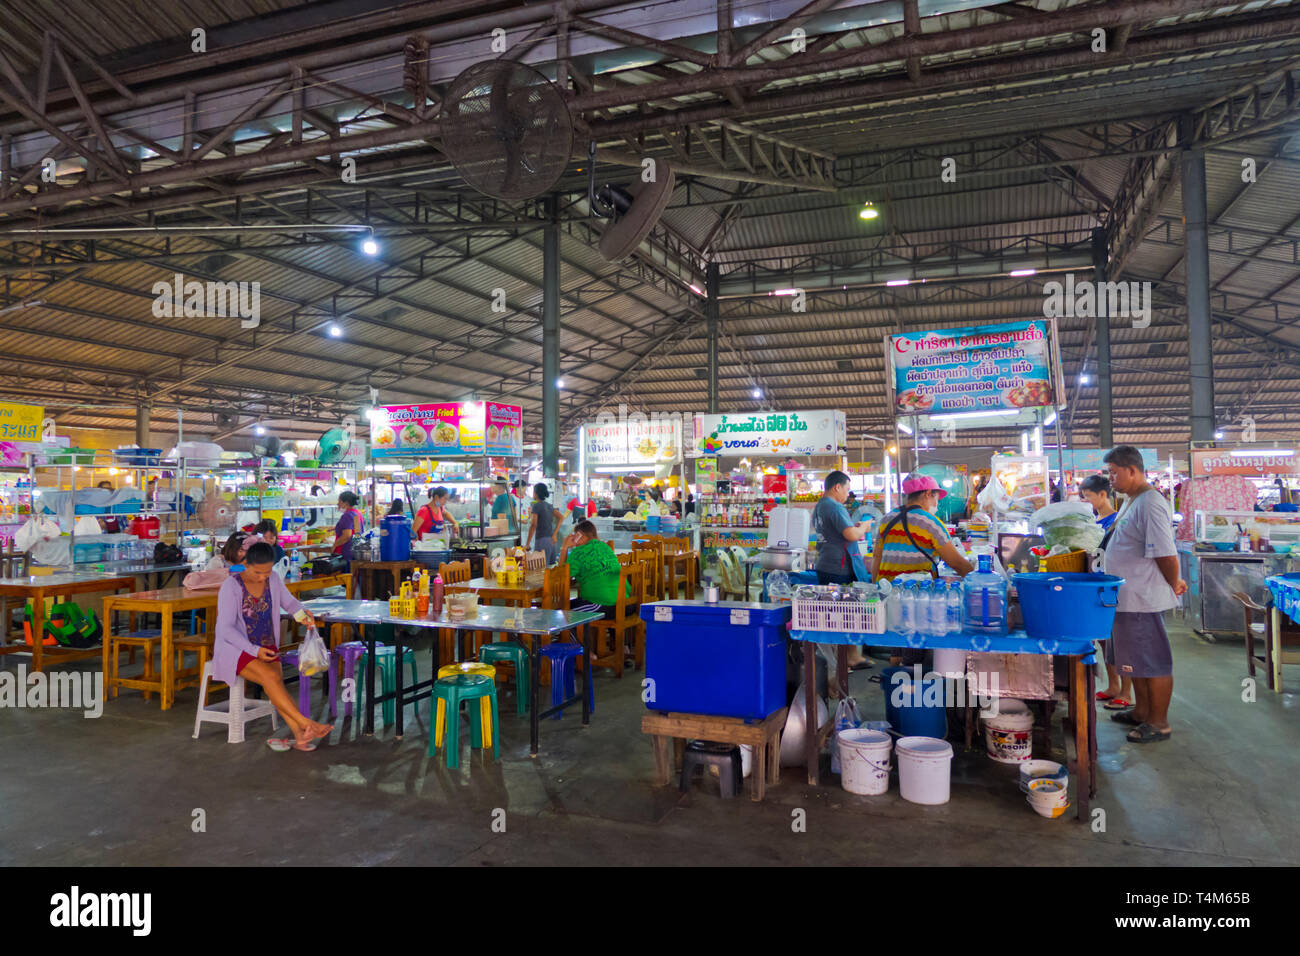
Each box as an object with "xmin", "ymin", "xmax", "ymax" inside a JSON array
[
  {"xmin": 780, "ymin": 683, "xmax": 830, "ymax": 767},
  {"xmin": 830, "ymin": 696, "xmax": 864, "ymax": 775},
  {"xmin": 297, "ymin": 626, "xmax": 330, "ymax": 676}
]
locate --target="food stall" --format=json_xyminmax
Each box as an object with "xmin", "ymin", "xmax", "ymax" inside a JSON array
[
  {"xmin": 369, "ymin": 401, "xmax": 524, "ymax": 575},
  {"xmin": 580, "ymin": 413, "xmax": 685, "ymax": 549},
  {"xmin": 1178, "ymin": 444, "xmax": 1300, "ymax": 637},
  {"xmin": 690, "ymin": 410, "xmax": 846, "ymax": 580}
]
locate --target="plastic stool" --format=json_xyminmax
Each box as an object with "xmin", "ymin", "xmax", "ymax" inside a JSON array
[
  {"xmin": 192, "ymin": 662, "xmax": 278, "ymax": 743},
  {"xmin": 430, "ymin": 674, "xmax": 499, "ymax": 768},
  {"xmin": 356, "ymin": 644, "xmax": 418, "ymax": 727},
  {"xmin": 333, "ymin": 642, "xmax": 368, "ymax": 718},
  {"xmin": 438, "ymin": 661, "xmax": 496, "ymax": 680},
  {"xmin": 680, "ymin": 740, "xmax": 743, "ymax": 799},
  {"xmin": 280, "ymin": 648, "xmax": 335, "ymax": 718},
  {"xmin": 478, "ymin": 641, "xmax": 530, "ymax": 717},
  {"xmin": 537, "ymin": 641, "xmax": 594, "ymax": 719}
]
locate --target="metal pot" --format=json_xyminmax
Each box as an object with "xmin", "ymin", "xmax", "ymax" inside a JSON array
[{"xmin": 758, "ymin": 540, "xmax": 805, "ymax": 572}]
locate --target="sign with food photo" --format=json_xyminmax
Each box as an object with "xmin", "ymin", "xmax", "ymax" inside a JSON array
[
  {"xmin": 371, "ymin": 402, "xmax": 523, "ymax": 458},
  {"xmin": 889, "ymin": 320, "xmax": 1054, "ymax": 416}
]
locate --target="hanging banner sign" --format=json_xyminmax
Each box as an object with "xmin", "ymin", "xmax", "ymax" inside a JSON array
[
  {"xmin": 583, "ymin": 417, "xmax": 683, "ymax": 466},
  {"xmin": 0, "ymin": 401, "xmax": 44, "ymax": 441},
  {"xmin": 888, "ymin": 320, "xmax": 1054, "ymax": 416},
  {"xmin": 696, "ymin": 457, "xmax": 718, "ymax": 493},
  {"xmin": 370, "ymin": 402, "xmax": 522, "ymax": 459},
  {"xmin": 1053, "ymin": 448, "xmax": 1159, "ymax": 472},
  {"xmin": 1191, "ymin": 447, "xmax": 1300, "ymax": 478},
  {"xmin": 694, "ymin": 410, "xmax": 846, "ymax": 457}
]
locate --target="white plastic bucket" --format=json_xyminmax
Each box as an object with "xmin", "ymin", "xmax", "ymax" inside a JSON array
[
  {"xmin": 837, "ymin": 729, "xmax": 893, "ymax": 795},
  {"xmin": 896, "ymin": 736, "xmax": 954, "ymax": 805},
  {"xmin": 932, "ymin": 648, "xmax": 966, "ymax": 678},
  {"xmin": 983, "ymin": 698, "xmax": 1034, "ymax": 764}
]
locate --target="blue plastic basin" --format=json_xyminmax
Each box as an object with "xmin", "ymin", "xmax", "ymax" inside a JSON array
[{"xmin": 1012, "ymin": 572, "xmax": 1126, "ymax": 641}]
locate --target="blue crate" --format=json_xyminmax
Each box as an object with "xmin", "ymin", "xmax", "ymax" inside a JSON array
[{"xmin": 640, "ymin": 600, "xmax": 790, "ymax": 719}]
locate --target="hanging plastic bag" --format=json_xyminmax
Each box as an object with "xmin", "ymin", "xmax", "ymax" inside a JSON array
[
  {"xmin": 830, "ymin": 696, "xmax": 864, "ymax": 775},
  {"xmin": 297, "ymin": 626, "xmax": 330, "ymax": 676},
  {"xmin": 780, "ymin": 682, "xmax": 829, "ymax": 767}
]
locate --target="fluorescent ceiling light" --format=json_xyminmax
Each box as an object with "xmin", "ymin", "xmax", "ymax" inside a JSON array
[
  {"xmin": 1009, "ymin": 268, "xmax": 1036, "ymax": 277},
  {"xmin": 897, "ymin": 422, "xmax": 914, "ymax": 435},
  {"xmin": 1043, "ymin": 410, "xmax": 1057, "ymax": 426},
  {"xmin": 1229, "ymin": 449, "xmax": 1294, "ymax": 457},
  {"xmin": 689, "ymin": 284, "xmax": 704, "ymax": 296},
  {"xmin": 929, "ymin": 409, "xmax": 1022, "ymax": 422},
  {"xmin": 886, "ymin": 279, "xmax": 910, "ymax": 287},
  {"xmin": 771, "ymin": 288, "xmax": 799, "ymax": 296}
]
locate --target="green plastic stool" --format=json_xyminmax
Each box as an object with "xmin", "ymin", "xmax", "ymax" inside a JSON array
[
  {"xmin": 478, "ymin": 641, "xmax": 529, "ymax": 717},
  {"xmin": 356, "ymin": 644, "xmax": 419, "ymax": 727},
  {"xmin": 429, "ymin": 674, "xmax": 499, "ymax": 768}
]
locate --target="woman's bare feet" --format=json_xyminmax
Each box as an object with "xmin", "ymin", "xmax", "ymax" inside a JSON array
[{"xmin": 306, "ymin": 720, "xmax": 333, "ymax": 741}]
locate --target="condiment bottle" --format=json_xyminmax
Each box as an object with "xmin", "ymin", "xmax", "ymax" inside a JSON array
[{"xmin": 431, "ymin": 573, "xmax": 445, "ymax": 615}]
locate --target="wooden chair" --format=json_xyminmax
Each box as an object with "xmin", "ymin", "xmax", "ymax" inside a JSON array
[
  {"xmin": 633, "ymin": 547, "xmax": 664, "ymax": 603},
  {"xmin": 438, "ymin": 559, "xmax": 474, "ymax": 659},
  {"xmin": 541, "ymin": 563, "xmax": 571, "ymax": 613},
  {"xmin": 525, "ymin": 550, "xmax": 547, "ymax": 571},
  {"xmin": 1233, "ymin": 591, "xmax": 1271, "ymax": 685},
  {"xmin": 439, "ymin": 559, "xmax": 472, "ymax": 588},
  {"xmin": 617, "ymin": 552, "xmax": 636, "ymax": 567},
  {"xmin": 590, "ymin": 563, "xmax": 644, "ymax": 678}
]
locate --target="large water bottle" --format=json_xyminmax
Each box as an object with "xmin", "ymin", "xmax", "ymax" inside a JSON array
[
  {"xmin": 945, "ymin": 580, "xmax": 962, "ymax": 634},
  {"xmin": 899, "ymin": 580, "xmax": 917, "ymax": 635},
  {"xmin": 963, "ymin": 553, "xmax": 1009, "ymax": 635},
  {"xmin": 928, "ymin": 580, "xmax": 948, "ymax": 636},
  {"xmin": 767, "ymin": 570, "xmax": 792, "ymax": 606},
  {"xmin": 883, "ymin": 580, "xmax": 900, "ymax": 631},
  {"xmin": 915, "ymin": 580, "xmax": 932, "ymax": 636}
]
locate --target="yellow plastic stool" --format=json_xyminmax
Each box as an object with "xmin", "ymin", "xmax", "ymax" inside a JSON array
[
  {"xmin": 430, "ymin": 674, "xmax": 499, "ymax": 768},
  {"xmin": 438, "ymin": 661, "xmax": 496, "ymax": 680}
]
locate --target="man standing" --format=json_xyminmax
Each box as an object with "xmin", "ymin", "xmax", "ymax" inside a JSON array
[
  {"xmin": 1102, "ymin": 445, "xmax": 1187, "ymax": 744},
  {"xmin": 814, "ymin": 470, "xmax": 871, "ymax": 671}
]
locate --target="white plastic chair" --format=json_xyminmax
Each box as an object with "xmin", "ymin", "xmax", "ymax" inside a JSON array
[
  {"xmin": 192, "ymin": 662, "xmax": 278, "ymax": 743},
  {"xmin": 716, "ymin": 550, "xmax": 747, "ymax": 601}
]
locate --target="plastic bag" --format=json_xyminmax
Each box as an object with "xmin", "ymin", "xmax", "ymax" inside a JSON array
[
  {"xmin": 780, "ymin": 683, "xmax": 829, "ymax": 767},
  {"xmin": 830, "ymin": 696, "xmax": 864, "ymax": 775},
  {"xmin": 297, "ymin": 626, "xmax": 330, "ymax": 676}
]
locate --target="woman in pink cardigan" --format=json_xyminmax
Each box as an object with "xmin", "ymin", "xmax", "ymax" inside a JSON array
[{"xmin": 212, "ymin": 541, "xmax": 333, "ymax": 751}]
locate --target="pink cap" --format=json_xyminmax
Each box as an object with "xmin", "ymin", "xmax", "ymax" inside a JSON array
[{"xmin": 902, "ymin": 474, "xmax": 947, "ymax": 500}]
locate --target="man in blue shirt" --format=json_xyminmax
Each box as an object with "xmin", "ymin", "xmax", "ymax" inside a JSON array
[{"xmin": 813, "ymin": 471, "xmax": 871, "ymax": 670}]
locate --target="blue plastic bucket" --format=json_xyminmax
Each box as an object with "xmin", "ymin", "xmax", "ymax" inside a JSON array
[
  {"xmin": 1012, "ymin": 572, "xmax": 1125, "ymax": 641},
  {"xmin": 646, "ymin": 515, "xmax": 661, "ymax": 533},
  {"xmin": 879, "ymin": 666, "xmax": 947, "ymax": 739}
]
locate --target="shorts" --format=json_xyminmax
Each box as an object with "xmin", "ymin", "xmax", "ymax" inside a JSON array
[
  {"xmin": 1107, "ymin": 611, "xmax": 1173, "ymax": 678},
  {"xmin": 237, "ymin": 651, "xmax": 256, "ymax": 675}
]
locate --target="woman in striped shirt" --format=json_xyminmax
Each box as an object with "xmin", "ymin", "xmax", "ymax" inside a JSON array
[{"xmin": 872, "ymin": 474, "xmax": 974, "ymax": 581}]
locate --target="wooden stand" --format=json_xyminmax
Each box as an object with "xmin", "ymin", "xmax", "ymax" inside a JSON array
[{"xmin": 642, "ymin": 707, "xmax": 788, "ymax": 802}]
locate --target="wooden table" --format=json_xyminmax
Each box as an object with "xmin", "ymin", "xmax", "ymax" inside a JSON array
[
  {"xmin": 351, "ymin": 559, "xmax": 417, "ymax": 600},
  {"xmin": 455, "ymin": 573, "xmax": 548, "ymax": 608},
  {"xmin": 643, "ymin": 708, "xmax": 787, "ymax": 801},
  {"xmin": 100, "ymin": 573, "xmax": 352, "ymax": 709},
  {"xmin": 789, "ymin": 625, "xmax": 1099, "ymax": 820},
  {"xmin": 0, "ymin": 572, "xmax": 139, "ymax": 672}
]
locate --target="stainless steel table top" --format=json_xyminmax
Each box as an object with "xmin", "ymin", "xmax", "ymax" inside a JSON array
[{"xmin": 300, "ymin": 598, "xmax": 602, "ymax": 635}]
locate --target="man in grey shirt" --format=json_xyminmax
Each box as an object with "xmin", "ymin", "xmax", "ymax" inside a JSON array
[{"xmin": 1102, "ymin": 445, "xmax": 1187, "ymax": 743}]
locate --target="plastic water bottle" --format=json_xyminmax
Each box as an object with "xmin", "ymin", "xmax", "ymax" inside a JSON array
[
  {"xmin": 963, "ymin": 553, "xmax": 1009, "ymax": 635},
  {"xmin": 899, "ymin": 580, "xmax": 917, "ymax": 635},
  {"xmin": 928, "ymin": 580, "xmax": 947, "ymax": 636},
  {"xmin": 767, "ymin": 570, "xmax": 792, "ymax": 605},
  {"xmin": 945, "ymin": 581, "xmax": 962, "ymax": 634},
  {"xmin": 914, "ymin": 580, "xmax": 931, "ymax": 636}
]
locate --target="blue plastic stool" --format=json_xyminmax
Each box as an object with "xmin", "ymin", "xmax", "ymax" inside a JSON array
[
  {"xmin": 356, "ymin": 644, "xmax": 418, "ymax": 727},
  {"xmin": 538, "ymin": 642, "xmax": 594, "ymax": 719}
]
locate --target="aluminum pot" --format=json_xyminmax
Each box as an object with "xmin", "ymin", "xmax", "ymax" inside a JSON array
[{"xmin": 758, "ymin": 540, "xmax": 805, "ymax": 572}]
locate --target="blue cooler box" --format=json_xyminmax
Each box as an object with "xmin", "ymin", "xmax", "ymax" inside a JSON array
[{"xmin": 641, "ymin": 600, "xmax": 790, "ymax": 719}]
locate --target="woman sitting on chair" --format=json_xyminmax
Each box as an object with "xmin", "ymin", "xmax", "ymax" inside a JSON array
[
  {"xmin": 559, "ymin": 520, "xmax": 629, "ymax": 620},
  {"xmin": 212, "ymin": 541, "xmax": 332, "ymax": 752}
]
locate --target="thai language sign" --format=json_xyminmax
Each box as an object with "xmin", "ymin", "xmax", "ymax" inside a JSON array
[
  {"xmin": 371, "ymin": 402, "xmax": 522, "ymax": 458},
  {"xmin": 583, "ymin": 416, "xmax": 683, "ymax": 466},
  {"xmin": 889, "ymin": 321, "xmax": 1054, "ymax": 416},
  {"xmin": 1054, "ymin": 448, "xmax": 1158, "ymax": 472},
  {"xmin": 694, "ymin": 410, "xmax": 846, "ymax": 457},
  {"xmin": 1191, "ymin": 447, "xmax": 1300, "ymax": 478},
  {"xmin": 0, "ymin": 402, "xmax": 43, "ymax": 441}
]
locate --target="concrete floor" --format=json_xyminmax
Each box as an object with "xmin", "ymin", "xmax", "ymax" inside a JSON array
[{"xmin": 1, "ymin": 621, "xmax": 1296, "ymax": 866}]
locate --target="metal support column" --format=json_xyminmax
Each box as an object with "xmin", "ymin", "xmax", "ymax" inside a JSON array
[
  {"xmin": 1181, "ymin": 116, "xmax": 1216, "ymax": 442},
  {"xmin": 706, "ymin": 261, "xmax": 720, "ymax": 414},
  {"xmin": 1092, "ymin": 227, "xmax": 1113, "ymax": 448},
  {"xmin": 135, "ymin": 404, "xmax": 151, "ymax": 448},
  {"xmin": 542, "ymin": 195, "xmax": 561, "ymax": 479}
]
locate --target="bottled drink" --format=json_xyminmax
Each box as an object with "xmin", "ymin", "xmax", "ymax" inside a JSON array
[
  {"xmin": 963, "ymin": 553, "xmax": 1009, "ymax": 635},
  {"xmin": 884, "ymin": 580, "xmax": 901, "ymax": 631},
  {"xmin": 928, "ymin": 580, "xmax": 947, "ymax": 636},
  {"xmin": 945, "ymin": 581, "xmax": 962, "ymax": 634},
  {"xmin": 431, "ymin": 573, "xmax": 445, "ymax": 615},
  {"xmin": 899, "ymin": 580, "xmax": 917, "ymax": 635}
]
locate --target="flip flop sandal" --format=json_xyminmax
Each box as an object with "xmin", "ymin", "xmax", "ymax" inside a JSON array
[
  {"xmin": 1104, "ymin": 697, "xmax": 1133, "ymax": 710},
  {"xmin": 266, "ymin": 737, "xmax": 293, "ymax": 752},
  {"xmin": 1127, "ymin": 723, "xmax": 1172, "ymax": 744},
  {"xmin": 1110, "ymin": 711, "xmax": 1143, "ymax": 726},
  {"xmin": 1095, "ymin": 691, "xmax": 1116, "ymax": 701},
  {"xmin": 849, "ymin": 660, "xmax": 873, "ymax": 671},
  {"xmin": 291, "ymin": 739, "xmax": 319, "ymax": 752}
]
